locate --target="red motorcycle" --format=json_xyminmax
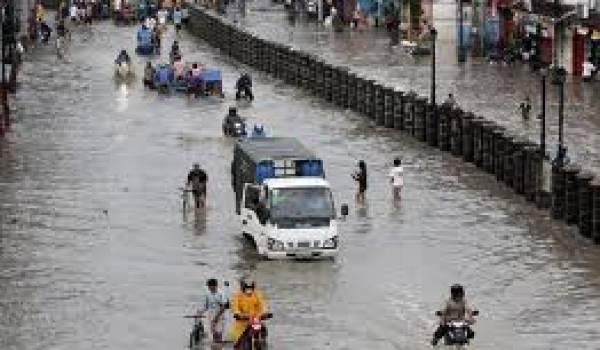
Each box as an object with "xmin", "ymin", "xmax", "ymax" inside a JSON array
[{"xmin": 234, "ymin": 313, "xmax": 273, "ymax": 350}]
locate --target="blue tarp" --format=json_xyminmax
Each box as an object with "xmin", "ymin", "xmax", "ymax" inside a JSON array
[
  {"xmin": 201, "ymin": 69, "xmax": 221, "ymax": 83},
  {"xmin": 137, "ymin": 27, "xmax": 153, "ymax": 47},
  {"xmin": 154, "ymin": 65, "xmax": 174, "ymax": 85}
]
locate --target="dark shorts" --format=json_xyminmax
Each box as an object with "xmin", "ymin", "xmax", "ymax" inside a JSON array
[
  {"xmin": 192, "ymin": 185, "xmax": 206, "ymax": 196},
  {"xmin": 175, "ymin": 23, "xmax": 182, "ymax": 30}
]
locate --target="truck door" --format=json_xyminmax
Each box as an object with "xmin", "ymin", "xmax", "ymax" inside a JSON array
[{"xmin": 241, "ymin": 184, "xmax": 261, "ymax": 238}]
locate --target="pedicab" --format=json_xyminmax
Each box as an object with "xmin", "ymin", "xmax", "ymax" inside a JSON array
[
  {"xmin": 153, "ymin": 64, "xmax": 175, "ymax": 93},
  {"xmin": 201, "ymin": 69, "xmax": 225, "ymax": 98},
  {"xmin": 136, "ymin": 25, "xmax": 155, "ymax": 55}
]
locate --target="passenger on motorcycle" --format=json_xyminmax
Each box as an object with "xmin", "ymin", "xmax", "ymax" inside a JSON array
[
  {"xmin": 235, "ymin": 73, "xmax": 254, "ymax": 101},
  {"xmin": 115, "ymin": 49, "xmax": 131, "ymax": 65},
  {"xmin": 251, "ymin": 124, "xmax": 266, "ymax": 138},
  {"xmin": 431, "ymin": 284, "xmax": 476, "ymax": 346},
  {"xmin": 197, "ymin": 278, "xmax": 228, "ymax": 343},
  {"xmin": 187, "ymin": 163, "xmax": 208, "ymax": 209},
  {"xmin": 173, "ymin": 56, "xmax": 186, "ymax": 81},
  {"xmin": 143, "ymin": 62, "xmax": 155, "ymax": 88},
  {"xmin": 231, "ymin": 279, "xmax": 269, "ymax": 349}
]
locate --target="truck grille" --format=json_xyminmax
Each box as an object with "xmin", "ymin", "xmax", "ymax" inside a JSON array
[{"xmin": 297, "ymin": 241, "xmax": 310, "ymax": 248}]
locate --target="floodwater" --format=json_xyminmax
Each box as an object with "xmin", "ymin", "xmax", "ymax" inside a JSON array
[
  {"xmin": 232, "ymin": 0, "xmax": 600, "ymax": 173},
  {"xmin": 1, "ymin": 15, "xmax": 600, "ymax": 350}
]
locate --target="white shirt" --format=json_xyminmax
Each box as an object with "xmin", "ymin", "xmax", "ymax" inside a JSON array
[
  {"xmin": 388, "ymin": 166, "xmax": 404, "ymax": 187},
  {"xmin": 70, "ymin": 5, "xmax": 77, "ymax": 17},
  {"xmin": 583, "ymin": 62, "xmax": 595, "ymax": 78},
  {"xmin": 158, "ymin": 10, "xmax": 167, "ymax": 24}
]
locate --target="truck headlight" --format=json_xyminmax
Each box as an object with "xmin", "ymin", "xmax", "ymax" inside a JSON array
[
  {"xmin": 267, "ymin": 238, "xmax": 284, "ymax": 251},
  {"xmin": 323, "ymin": 236, "xmax": 338, "ymax": 249}
]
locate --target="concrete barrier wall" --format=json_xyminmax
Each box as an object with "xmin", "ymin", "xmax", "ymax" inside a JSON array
[{"xmin": 187, "ymin": 6, "xmax": 600, "ymax": 244}]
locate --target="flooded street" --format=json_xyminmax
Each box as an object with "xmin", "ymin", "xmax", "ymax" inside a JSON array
[{"xmin": 2, "ymin": 18, "xmax": 600, "ymax": 350}]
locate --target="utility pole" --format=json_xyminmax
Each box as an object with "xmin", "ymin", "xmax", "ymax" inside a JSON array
[{"xmin": 458, "ymin": 0, "xmax": 465, "ymax": 62}]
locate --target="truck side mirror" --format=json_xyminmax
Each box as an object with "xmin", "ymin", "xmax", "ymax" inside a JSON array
[{"xmin": 340, "ymin": 204, "xmax": 349, "ymax": 217}]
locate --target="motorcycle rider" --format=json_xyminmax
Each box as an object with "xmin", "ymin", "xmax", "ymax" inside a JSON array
[
  {"xmin": 235, "ymin": 73, "xmax": 254, "ymax": 101},
  {"xmin": 231, "ymin": 278, "xmax": 269, "ymax": 350},
  {"xmin": 115, "ymin": 49, "xmax": 131, "ymax": 65},
  {"xmin": 197, "ymin": 278, "xmax": 227, "ymax": 343},
  {"xmin": 187, "ymin": 163, "xmax": 208, "ymax": 209},
  {"xmin": 431, "ymin": 284, "xmax": 476, "ymax": 346},
  {"xmin": 224, "ymin": 107, "xmax": 245, "ymax": 136},
  {"xmin": 251, "ymin": 124, "xmax": 266, "ymax": 138}
]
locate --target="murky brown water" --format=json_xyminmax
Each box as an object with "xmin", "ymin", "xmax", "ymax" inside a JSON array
[{"xmin": 1, "ymin": 16, "xmax": 600, "ymax": 350}]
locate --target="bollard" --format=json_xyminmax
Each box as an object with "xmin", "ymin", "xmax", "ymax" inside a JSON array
[
  {"xmin": 383, "ymin": 87, "xmax": 395, "ymax": 128},
  {"xmin": 284, "ymin": 47, "xmax": 295, "ymax": 84},
  {"xmin": 577, "ymin": 172, "xmax": 594, "ymax": 237},
  {"xmin": 314, "ymin": 59, "xmax": 325, "ymax": 96},
  {"xmin": 523, "ymin": 144, "xmax": 539, "ymax": 202},
  {"xmin": 503, "ymin": 136, "xmax": 516, "ymax": 188},
  {"xmin": 461, "ymin": 113, "xmax": 475, "ymax": 162},
  {"xmin": 364, "ymin": 79, "xmax": 375, "ymax": 120},
  {"xmin": 512, "ymin": 139, "xmax": 527, "ymax": 195},
  {"xmin": 481, "ymin": 122, "xmax": 497, "ymax": 174},
  {"xmin": 347, "ymin": 72, "xmax": 358, "ymax": 111},
  {"xmin": 591, "ymin": 180, "xmax": 600, "ymax": 244},
  {"xmin": 392, "ymin": 89, "xmax": 405, "ymax": 130},
  {"xmin": 437, "ymin": 105, "xmax": 451, "ymax": 151},
  {"xmin": 374, "ymin": 83, "xmax": 385, "ymax": 126},
  {"xmin": 403, "ymin": 92, "xmax": 417, "ymax": 133},
  {"xmin": 331, "ymin": 67, "xmax": 342, "ymax": 107},
  {"xmin": 413, "ymin": 97, "xmax": 427, "ymax": 141},
  {"xmin": 268, "ymin": 42, "xmax": 278, "ymax": 75},
  {"xmin": 337, "ymin": 67, "xmax": 349, "ymax": 109},
  {"xmin": 471, "ymin": 118, "xmax": 485, "ymax": 168},
  {"xmin": 356, "ymin": 76, "xmax": 366, "ymax": 114},
  {"xmin": 450, "ymin": 108, "xmax": 464, "ymax": 156},
  {"xmin": 292, "ymin": 49, "xmax": 302, "ymax": 86},
  {"xmin": 322, "ymin": 63, "xmax": 332, "ymax": 102},
  {"xmin": 565, "ymin": 164, "xmax": 582, "ymax": 225},
  {"xmin": 494, "ymin": 131, "xmax": 509, "ymax": 182},
  {"xmin": 552, "ymin": 164, "xmax": 567, "ymax": 220},
  {"xmin": 425, "ymin": 104, "xmax": 438, "ymax": 147}
]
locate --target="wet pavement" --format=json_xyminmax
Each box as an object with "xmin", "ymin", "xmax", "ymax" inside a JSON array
[
  {"xmin": 1, "ymin": 16, "xmax": 600, "ymax": 350},
  {"xmin": 224, "ymin": 0, "xmax": 600, "ymax": 173}
]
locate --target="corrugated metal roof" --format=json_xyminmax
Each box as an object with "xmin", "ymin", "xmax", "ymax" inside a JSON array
[{"xmin": 235, "ymin": 137, "xmax": 319, "ymax": 162}]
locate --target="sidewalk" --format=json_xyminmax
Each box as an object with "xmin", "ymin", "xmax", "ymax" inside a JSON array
[{"xmin": 215, "ymin": 0, "xmax": 600, "ymax": 172}]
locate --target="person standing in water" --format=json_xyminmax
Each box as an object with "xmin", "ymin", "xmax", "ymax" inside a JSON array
[
  {"xmin": 388, "ymin": 158, "xmax": 404, "ymax": 201},
  {"xmin": 352, "ymin": 160, "xmax": 367, "ymax": 204}
]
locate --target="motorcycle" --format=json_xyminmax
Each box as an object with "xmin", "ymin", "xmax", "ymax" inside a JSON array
[
  {"xmin": 222, "ymin": 117, "xmax": 247, "ymax": 137},
  {"xmin": 235, "ymin": 313, "xmax": 272, "ymax": 350},
  {"xmin": 435, "ymin": 310, "xmax": 478, "ymax": 348},
  {"xmin": 184, "ymin": 314, "xmax": 205, "ymax": 348}
]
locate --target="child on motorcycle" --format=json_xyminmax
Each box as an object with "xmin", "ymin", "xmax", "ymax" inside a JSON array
[{"xmin": 197, "ymin": 278, "xmax": 228, "ymax": 343}]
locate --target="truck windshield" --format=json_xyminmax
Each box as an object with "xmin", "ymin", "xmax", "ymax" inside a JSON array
[{"xmin": 269, "ymin": 187, "xmax": 333, "ymax": 226}]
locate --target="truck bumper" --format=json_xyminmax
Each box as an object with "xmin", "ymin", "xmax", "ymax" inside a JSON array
[{"xmin": 265, "ymin": 249, "xmax": 338, "ymax": 260}]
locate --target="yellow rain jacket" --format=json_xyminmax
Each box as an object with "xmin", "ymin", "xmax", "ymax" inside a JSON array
[{"xmin": 229, "ymin": 290, "xmax": 267, "ymax": 343}]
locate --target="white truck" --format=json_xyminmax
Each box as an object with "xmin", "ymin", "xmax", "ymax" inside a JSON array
[{"xmin": 231, "ymin": 137, "xmax": 346, "ymax": 260}]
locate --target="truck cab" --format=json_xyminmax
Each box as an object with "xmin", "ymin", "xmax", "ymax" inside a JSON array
[{"xmin": 241, "ymin": 177, "xmax": 338, "ymax": 259}]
